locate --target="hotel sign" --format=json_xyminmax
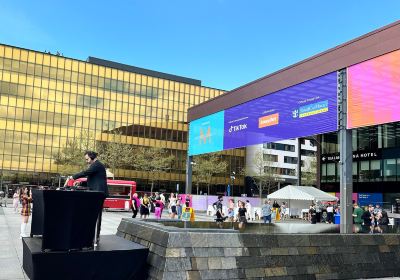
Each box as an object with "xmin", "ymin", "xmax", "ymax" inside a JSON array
[{"xmin": 321, "ymin": 151, "xmax": 380, "ymax": 163}]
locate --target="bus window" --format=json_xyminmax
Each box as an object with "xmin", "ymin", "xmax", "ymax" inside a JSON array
[{"xmin": 108, "ymin": 184, "xmax": 131, "ymax": 199}]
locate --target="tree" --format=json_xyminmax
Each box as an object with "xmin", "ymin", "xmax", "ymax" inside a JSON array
[
  {"xmin": 53, "ymin": 130, "xmax": 96, "ymax": 175},
  {"xmin": 97, "ymin": 131, "xmax": 135, "ymax": 178},
  {"xmin": 301, "ymin": 156, "xmax": 317, "ymax": 186},
  {"xmin": 192, "ymin": 153, "xmax": 228, "ymax": 195},
  {"xmin": 245, "ymin": 148, "xmax": 279, "ymax": 198},
  {"xmin": 132, "ymin": 147, "xmax": 175, "ymax": 193}
]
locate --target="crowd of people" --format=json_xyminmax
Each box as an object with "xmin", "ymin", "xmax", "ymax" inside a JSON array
[
  {"xmin": 130, "ymin": 192, "xmax": 191, "ymax": 220},
  {"xmin": 353, "ymin": 203, "xmax": 390, "ymax": 233},
  {"xmin": 211, "ymin": 196, "xmax": 291, "ymax": 228}
]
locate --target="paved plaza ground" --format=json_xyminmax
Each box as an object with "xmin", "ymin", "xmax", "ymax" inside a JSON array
[{"xmin": 0, "ymin": 201, "xmax": 399, "ymax": 280}]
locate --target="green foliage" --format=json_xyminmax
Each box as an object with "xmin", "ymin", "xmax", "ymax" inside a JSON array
[
  {"xmin": 97, "ymin": 132, "xmax": 135, "ymax": 176},
  {"xmin": 192, "ymin": 153, "xmax": 228, "ymax": 194},
  {"xmin": 53, "ymin": 130, "xmax": 135, "ymax": 177},
  {"xmin": 245, "ymin": 148, "xmax": 279, "ymax": 197},
  {"xmin": 133, "ymin": 147, "xmax": 175, "ymax": 174},
  {"xmin": 301, "ymin": 156, "xmax": 317, "ymax": 186},
  {"xmin": 53, "ymin": 130, "xmax": 96, "ymax": 175}
]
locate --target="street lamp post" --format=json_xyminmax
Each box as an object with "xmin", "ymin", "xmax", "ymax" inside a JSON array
[{"xmin": 230, "ymin": 171, "xmax": 236, "ymax": 196}]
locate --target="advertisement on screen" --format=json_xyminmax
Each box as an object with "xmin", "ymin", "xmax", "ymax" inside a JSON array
[
  {"xmin": 347, "ymin": 49, "xmax": 400, "ymax": 129},
  {"xmin": 357, "ymin": 193, "xmax": 383, "ymax": 207},
  {"xmin": 223, "ymin": 72, "xmax": 338, "ymax": 149},
  {"xmin": 188, "ymin": 111, "xmax": 224, "ymax": 155}
]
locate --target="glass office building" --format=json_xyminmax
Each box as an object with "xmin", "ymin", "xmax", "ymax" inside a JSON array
[
  {"xmin": 320, "ymin": 123, "xmax": 400, "ymax": 203},
  {"xmin": 0, "ymin": 44, "xmax": 244, "ymax": 193}
]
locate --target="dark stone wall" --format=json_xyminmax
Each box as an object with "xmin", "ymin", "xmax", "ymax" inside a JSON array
[{"xmin": 117, "ymin": 219, "xmax": 400, "ymax": 280}]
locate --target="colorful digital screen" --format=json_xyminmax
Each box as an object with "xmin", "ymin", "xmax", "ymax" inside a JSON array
[
  {"xmin": 223, "ymin": 72, "xmax": 338, "ymax": 150},
  {"xmin": 188, "ymin": 72, "xmax": 338, "ymax": 155},
  {"xmin": 347, "ymin": 49, "xmax": 400, "ymax": 129},
  {"xmin": 188, "ymin": 111, "xmax": 225, "ymax": 156}
]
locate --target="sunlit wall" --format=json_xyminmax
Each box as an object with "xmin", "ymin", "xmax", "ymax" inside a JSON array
[{"xmin": 0, "ymin": 44, "xmax": 244, "ymax": 190}]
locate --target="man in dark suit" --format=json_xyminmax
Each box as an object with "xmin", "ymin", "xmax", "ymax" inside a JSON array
[
  {"xmin": 70, "ymin": 151, "xmax": 108, "ymax": 196},
  {"xmin": 69, "ymin": 151, "xmax": 108, "ymax": 246}
]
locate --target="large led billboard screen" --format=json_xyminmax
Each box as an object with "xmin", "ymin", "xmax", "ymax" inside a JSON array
[
  {"xmin": 348, "ymin": 49, "xmax": 400, "ymax": 129},
  {"xmin": 223, "ymin": 72, "xmax": 338, "ymax": 150},
  {"xmin": 188, "ymin": 72, "xmax": 338, "ymax": 155}
]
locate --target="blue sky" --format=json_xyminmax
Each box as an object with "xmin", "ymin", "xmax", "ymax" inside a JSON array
[{"xmin": 0, "ymin": 1, "xmax": 399, "ymax": 90}]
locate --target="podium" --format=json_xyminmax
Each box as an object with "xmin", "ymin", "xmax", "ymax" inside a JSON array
[
  {"xmin": 24, "ymin": 190, "xmax": 149, "ymax": 280},
  {"xmin": 31, "ymin": 189, "xmax": 105, "ymax": 251}
]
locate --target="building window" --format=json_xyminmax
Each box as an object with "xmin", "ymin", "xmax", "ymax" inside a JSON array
[
  {"xmin": 264, "ymin": 142, "xmax": 295, "ymax": 152},
  {"xmin": 370, "ymin": 160, "xmax": 381, "ymax": 181},
  {"xmin": 321, "ymin": 133, "xmax": 338, "ymax": 154},
  {"xmin": 284, "ymin": 156, "xmax": 297, "ymax": 164},
  {"xmin": 301, "ymin": 150, "xmax": 316, "ymax": 156},
  {"xmin": 358, "ymin": 159, "xmax": 382, "ymax": 182},
  {"xmin": 353, "ymin": 162, "xmax": 358, "ymax": 182},
  {"xmin": 383, "ymin": 159, "xmax": 396, "ymax": 181},
  {"xmin": 359, "ymin": 160, "xmax": 370, "ymax": 182},
  {"xmin": 321, "ymin": 163, "xmax": 327, "ymax": 183},
  {"xmin": 326, "ymin": 163, "xmax": 336, "ymax": 182},
  {"xmin": 263, "ymin": 154, "xmax": 278, "ymax": 162}
]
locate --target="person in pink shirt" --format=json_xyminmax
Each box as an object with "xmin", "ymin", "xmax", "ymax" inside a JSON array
[{"xmin": 154, "ymin": 195, "xmax": 164, "ymax": 219}]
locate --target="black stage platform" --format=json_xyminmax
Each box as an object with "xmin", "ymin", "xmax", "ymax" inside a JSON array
[{"xmin": 23, "ymin": 235, "xmax": 149, "ymax": 280}]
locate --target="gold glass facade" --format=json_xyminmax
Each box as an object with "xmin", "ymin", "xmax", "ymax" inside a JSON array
[{"xmin": 0, "ymin": 44, "xmax": 244, "ymax": 193}]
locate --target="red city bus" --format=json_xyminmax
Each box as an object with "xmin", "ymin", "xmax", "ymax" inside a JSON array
[{"xmin": 67, "ymin": 178, "xmax": 136, "ymax": 211}]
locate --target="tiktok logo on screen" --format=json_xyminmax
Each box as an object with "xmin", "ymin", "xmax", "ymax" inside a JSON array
[
  {"xmin": 228, "ymin": 124, "xmax": 248, "ymax": 133},
  {"xmin": 292, "ymin": 109, "xmax": 299, "ymax": 118}
]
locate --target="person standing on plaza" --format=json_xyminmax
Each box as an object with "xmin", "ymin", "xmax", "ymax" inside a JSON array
[
  {"xmin": 237, "ymin": 200, "xmax": 247, "ymax": 229},
  {"xmin": 176, "ymin": 197, "xmax": 182, "ymax": 219},
  {"xmin": 69, "ymin": 151, "xmax": 108, "ymax": 245},
  {"xmin": 131, "ymin": 193, "xmax": 140, "ymax": 218},
  {"xmin": 140, "ymin": 194, "xmax": 151, "ymax": 219},
  {"xmin": 272, "ymin": 200, "xmax": 280, "ymax": 221},
  {"xmin": 213, "ymin": 195, "xmax": 227, "ymax": 222},
  {"xmin": 361, "ymin": 205, "xmax": 375, "ymax": 233},
  {"xmin": 168, "ymin": 193, "xmax": 177, "ymax": 219},
  {"xmin": 326, "ymin": 203, "xmax": 334, "ymax": 224},
  {"xmin": 245, "ymin": 200, "xmax": 253, "ymax": 221},
  {"xmin": 315, "ymin": 200, "xmax": 322, "ymax": 223},
  {"xmin": 261, "ymin": 200, "xmax": 272, "ymax": 224},
  {"xmin": 309, "ymin": 204, "xmax": 317, "ymax": 224},
  {"xmin": 160, "ymin": 193, "xmax": 166, "ymax": 216},
  {"xmin": 13, "ymin": 188, "xmax": 20, "ymax": 213},
  {"xmin": 154, "ymin": 195, "xmax": 164, "ymax": 219},
  {"xmin": 280, "ymin": 202, "xmax": 287, "ymax": 220},
  {"xmin": 227, "ymin": 198, "xmax": 235, "ymax": 222},
  {"xmin": 20, "ymin": 187, "xmax": 32, "ymax": 237},
  {"xmin": 352, "ymin": 203, "xmax": 364, "ymax": 224}
]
